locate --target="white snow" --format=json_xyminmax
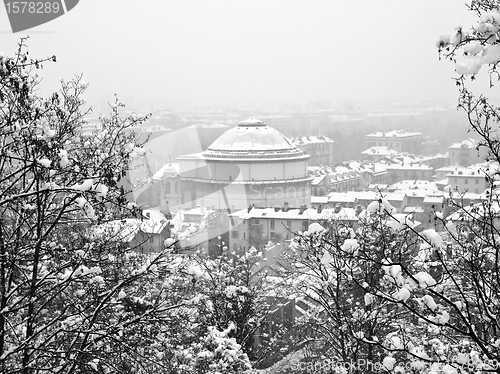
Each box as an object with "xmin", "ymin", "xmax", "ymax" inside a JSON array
[
  {"xmin": 446, "ymin": 221, "xmax": 457, "ymax": 236},
  {"xmin": 421, "ymin": 294, "xmax": 438, "ymax": 311},
  {"xmin": 37, "ymin": 158, "xmax": 52, "ymax": 168},
  {"xmin": 455, "ymin": 56, "xmax": 482, "ymax": 75},
  {"xmin": 308, "ymin": 222, "xmax": 325, "ymax": 234},
  {"xmin": 187, "ymin": 264, "xmax": 204, "ymax": 278},
  {"xmin": 436, "ymin": 34, "xmax": 451, "ymax": 47},
  {"xmin": 367, "ymin": 200, "xmax": 381, "ymax": 213},
  {"xmin": 72, "ymin": 179, "xmax": 94, "ymax": 191},
  {"xmin": 93, "ymin": 183, "xmax": 108, "ymax": 198},
  {"xmin": 383, "ymin": 357, "xmax": 396, "ymax": 370},
  {"xmin": 117, "ymin": 290, "xmax": 126, "ymax": 300},
  {"xmin": 421, "ymin": 229, "xmax": 443, "ymax": 247},
  {"xmin": 413, "ymin": 271, "xmax": 436, "ymax": 288},
  {"xmin": 58, "ymin": 149, "xmax": 69, "ymax": 168},
  {"xmin": 341, "ymin": 238, "xmax": 359, "ymax": 254},
  {"xmin": 364, "ymin": 293, "xmax": 375, "ymax": 306},
  {"xmin": 437, "ymin": 310, "xmax": 450, "ymax": 324},
  {"xmin": 395, "ymin": 287, "xmax": 411, "ymax": 302},
  {"xmin": 320, "ymin": 250, "xmax": 332, "ymax": 265},
  {"xmin": 442, "ymin": 364, "xmax": 457, "ymax": 374},
  {"xmin": 464, "ymin": 41, "xmax": 484, "ymax": 55},
  {"xmin": 482, "ymin": 44, "xmax": 500, "ymax": 64},
  {"xmin": 164, "ymin": 238, "xmax": 176, "ymax": 247}
]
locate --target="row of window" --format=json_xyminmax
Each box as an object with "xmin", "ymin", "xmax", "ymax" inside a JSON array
[{"xmin": 451, "ymin": 177, "xmax": 480, "ymax": 185}]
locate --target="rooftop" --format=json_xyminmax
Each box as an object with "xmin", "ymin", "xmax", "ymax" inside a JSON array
[
  {"xmin": 449, "ymin": 138, "xmax": 479, "ymax": 149},
  {"xmin": 365, "ymin": 130, "xmax": 423, "ymax": 138},
  {"xmin": 201, "ymin": 118, "xmax": 305, "ymax": 159},
  {"xmin": 230, "ymin": 207, "xmax": 359, "ymax": 221}
]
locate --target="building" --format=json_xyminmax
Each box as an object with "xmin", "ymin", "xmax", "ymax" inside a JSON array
[
  {"xmin": 386, "ymin": 164, "xmax": 434, "ymax": 184},
  {"xmin": 361, "ymin": 146, "xmax": 398, "ymax": 161},
  {"xmin": 177, "ymin": 118, "xmax": 313, "ymax": 211},
  {"xmin": 228, "ymin": 206, "xmax": 359, "ymax": 255},
  {"xmin": 449, "ymin": 138, "xmax": 488, "ymax": 166},
  {"xmin": 365, "ymin": 130, "xmax": 423, "ymax": 154},
  {"xmin": 447, "ymin": 165, "xmax": 490, "ymax": 194},
  {"xmin": 291, "ymin": 135, "xmax": 335, "ymax": 166}
]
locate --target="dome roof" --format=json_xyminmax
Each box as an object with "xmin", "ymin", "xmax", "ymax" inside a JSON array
[{"xmin": 204, "ymin": 118, "xmax": 302, "ymax": 158}]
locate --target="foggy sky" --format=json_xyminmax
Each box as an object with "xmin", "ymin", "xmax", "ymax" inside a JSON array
[{"xmin": 0, "ymin": 1, "xmax": 478, "ymax": 113}]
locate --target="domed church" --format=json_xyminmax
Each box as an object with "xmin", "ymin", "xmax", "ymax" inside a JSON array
[{"xmin": 177, "ymin": 118, "xmax": 312, "ymax": 211}]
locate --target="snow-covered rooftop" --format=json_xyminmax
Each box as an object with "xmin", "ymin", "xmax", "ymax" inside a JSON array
[
  {"xmin": 361, "ymin": 146, "xmax": 398, "ymax": 155},
  {"xmin": 449, "ymin": 138, "xmax": 479, "ymax": 149},
  {"xmin": 386, "ymin": 164, "xmax": 432, "ymax": 170},
  {"xmin": 365, "ymin": 129, "xmax": 423, "ymax": 138},
  {"xmin": 291, "ymin": 135, "xmax": 334, "ymax": 145},
  {"xmin": 230, "ymin": 207, "xmax": 358, "ymax": 221}
]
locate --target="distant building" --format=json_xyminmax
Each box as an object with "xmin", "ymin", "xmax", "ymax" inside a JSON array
[
  {"xmin": 291, "ymin": 135, "xmax": 335, "ymax": 166},
  {"xmin": 228, "ymin": 206, "xmax": 359, "ymax": 256},
  {"xmin": 152, "ymin": 162, "xmax": 181, "ymax": 214},
  {"xmin": 421, "ymin": 136, "xmax": 441, "ymax": 155},
  {"xmin": 177, "ymin": 118, "xmax": 312, "ymax": 211},
  {"xmin": 365, "ymin": 130, "xmax": 423, "ymax": 153},
  {"xmin": 386, "ymin": 164, "xmax": 434, "ymax": 184},
  {"xmin": 311, "ymin": 174, "xmax": 329, "ymax": 196},
  {"xmin": 447, "ymin": 165, "xmax": 491, "ymax": 194},
  {"xmin": 361, "ymin": 146, "xmax": 398, "ymax": 161},
  {"xmin": 449, "ymin": 138, "xmax": 488, "ymax": 166}
]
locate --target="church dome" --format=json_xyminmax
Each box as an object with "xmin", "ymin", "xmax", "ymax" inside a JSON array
[{"xmin": 203, "ymin": 118, "xmax": 302, "ymax": 158}]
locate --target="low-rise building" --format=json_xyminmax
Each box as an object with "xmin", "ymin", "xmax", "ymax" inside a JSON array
[
  {"xmin": 291, "ymin": 135, "xmax": 335, "ymax": 166},
  {"xmin": 447, "ymin": 165, "xmax": 491, "ymax": 194},
  {"xmin": 449, "ymin": 138, "xmax": 488, "ymax": 166},
  {"xmin": 386, "ymin": 164, "xmax": 434, "ymax": 184},
  {"xmin": 361, "ymin": 146, "xmax": 398, "ymax": 161},
  {"xmin": 365, "ymin": 130, "xmax": 423, "ymax": 153},
  {"xmin": 229, "ymin": 206, "xmax": 359, "ymax": 254}
]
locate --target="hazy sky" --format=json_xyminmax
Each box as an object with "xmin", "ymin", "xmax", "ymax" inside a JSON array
[{"xmin": 0, "ymin": 1, "xmax": 479, "ymax": 112}]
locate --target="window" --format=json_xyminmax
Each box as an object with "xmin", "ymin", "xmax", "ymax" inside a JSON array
[
  {"xmin": 270, "ymin": 220, "xmax": 275, "ymax": 230},
  {"xmin": 254, "ymin": 219, "xmax": 259, "ymax": 225},
  {"xmin": 165, "ymin": 181, "xmax": 171, "ymax": 194},
  {"xmin": 475, "ymin": 179, "xmax": 479, "ymax": 185},
  {"xmin": 302, "ymin": 220, "xmax": 308, "ymax": 231},
  {"xmin": 231, "ymin": 231, "xmax": 238, "ymax": 239},
  {"xmin": 270, "ymin": 232, "xmax": 275, "ymax": 239},
  {"xmin": 465, "ymin": 179, "xmax": 468, "ymax": 185},
  {"xmin": 287, "ymin": 220, "xmax": 291, "ymax": 227},
  {"xmin": 243, "ymin": 232, "xmax": 246, "ymax": 239}
]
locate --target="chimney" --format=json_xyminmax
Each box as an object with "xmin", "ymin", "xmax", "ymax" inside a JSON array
[
  {"xmin": 317, "ymin": 204, "xmax": 323, "ymax": 214},
  {"xmin": 334, "ymin": 204, "xmax": 342, "ymax": 214},
  {"xmin": 299, "ymin": 204, "xmax": 307, "ymax": 215},
  {"xmin": 247, "ymin": 203, "xmax": 254, "ymax": 213},
  {"xmin": 283, "ymin": 202, "xmax": 289, "ymax": 212}
]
